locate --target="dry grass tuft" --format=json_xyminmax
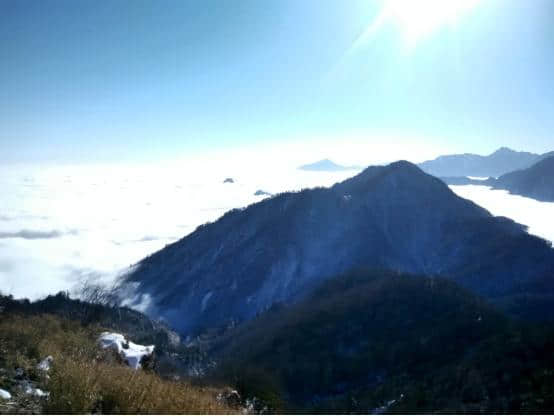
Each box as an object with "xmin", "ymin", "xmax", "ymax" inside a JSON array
[{"xmin": 45, "ymin": 358, "xmax": 229, "ymax": 413}]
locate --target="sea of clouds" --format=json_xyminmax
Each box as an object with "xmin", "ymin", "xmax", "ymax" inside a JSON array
[
  {"xmin": 1, "ymin": 160, "xmax": 552, "ymax": 301},
  {"xmin": 449, "ymin": 184, "xmax": 554, "ymax": 244},
  {"xmin": 0, "ymin": 160, "xmax": 356, "ymax": 299}
]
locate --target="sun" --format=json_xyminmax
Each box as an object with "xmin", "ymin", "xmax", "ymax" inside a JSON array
[
  {"xmin": 349, "ymin": 0, "xmax": 482, "ymax": 53},
  {"xmin": 382, "ymin": 0, "xmax": 481, "ymax": 43}
]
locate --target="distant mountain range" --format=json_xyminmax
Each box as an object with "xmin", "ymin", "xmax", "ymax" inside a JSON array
[
  {"xmin": 442, "ymin": 155, "xmax": 554, "ymax": 202},
  {"xmin": 120, "ymin": 161, "xmax": 554, "ymax": 334},
  {"xmin": 298, "ymin": 158, "xmax": 361, "ymax": 172},
  {"xmin": 418, "ymin": 147, "xmax": 553, "ymax": 178}
]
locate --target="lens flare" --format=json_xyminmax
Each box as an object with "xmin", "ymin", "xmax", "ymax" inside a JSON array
[
  {"xmin": 384, "ymin": 0, "xmax": 481, "ymax": 43},
  {"xmin": 350, "ymin": 0, "xmax": 482, "ymax": 53}
]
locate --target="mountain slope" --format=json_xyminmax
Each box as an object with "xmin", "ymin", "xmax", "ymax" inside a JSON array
[
  {"xmin": 418, "ymin": 147, "xmax": 542, "ymax": 177},
  {"xmin": 213, "ymin": 270, "xmax": 554, "ymax": 412},
  {"xmin": 121, "ymin": 161, "xmax": 554, "ymax": 333},
  {"xmin": 490, "ymin": 156, "xmax": 554, "ymax": 202}
]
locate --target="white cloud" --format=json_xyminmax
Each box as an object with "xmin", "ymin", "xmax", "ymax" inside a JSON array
[
  {"xmin": 0, "ymin": 160, "xmax": 355, "ymax": 300},
  {"xmin": 450, "ymin": 185, "xmax": 554, "ymax": 243},
  {"xmin": 0, "ymin": 229, "xmax": 75, "ymax": 240}
]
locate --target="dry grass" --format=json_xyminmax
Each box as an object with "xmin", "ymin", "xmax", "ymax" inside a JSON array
[
  {"xmin": 46, "ymin": 359, "xmax": 229, "ymax": 413},
  {"xmin": 0, "ymin": 314, "xmax": 232, "ymax": 414}
]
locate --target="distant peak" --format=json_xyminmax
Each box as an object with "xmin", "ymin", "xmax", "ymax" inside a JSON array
[
  {"xmin": 334, "ymin": 160, "xmax": 434, "ymax": 195},
  {"xmin": 491, "ymin": 147, "xmax": 515, "ymax": 155},
  {"xmin": 299, "ymin": 159, "xmax": 353, "ymax": 172},
  {"xmin": 312, "ymin": 158, "xmax": 338, "ymax": 166},
  {"xmin": 387, "ymin": 160, "xmax": 419, "ymax": 170},
  {"xmin": 356, "ymin": 160, "xmax": 422, "ymax": 179}
]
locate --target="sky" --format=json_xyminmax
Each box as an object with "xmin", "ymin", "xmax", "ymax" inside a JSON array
[{"xmin": 1, "ymin": 0, "xmax": 553, "ymax": 164}]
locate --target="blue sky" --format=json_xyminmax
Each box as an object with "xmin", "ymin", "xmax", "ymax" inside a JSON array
[{"xmin": 1, "ymin": 0, "xmax": 553, "ymax": 163}]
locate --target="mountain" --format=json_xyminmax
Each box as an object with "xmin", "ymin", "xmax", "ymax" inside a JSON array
[
  {"xmin": 490, "ymin": 156, "xmax": 554, "ymax": 202},
  {"xmin": 213, "ymin": 270, "xmax": 554, "ymax": 412},
  {"xmin": 298, "ymin": 158, "xmax": 360, "ymax": 171},
  {"xmin": 120, "ymin": 161, "xmax": 554, "ymax": 334},
  {"xmin": 418, "ymin": 147, "xmax": 543, "ymax": 177},
  {"xmin": 441, "ymin": 155, "xmax": 554, "ymax": 202}
]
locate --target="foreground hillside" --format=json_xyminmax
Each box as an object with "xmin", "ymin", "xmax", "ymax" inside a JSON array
[
  {"xmin": 121, "ymin": 160, "xmax": 554, "ymax": 333},
  {"xmin": 212, "ymin": 270, "xmax": 554, "ymax": 413},
  {"xmin": 2, "ymin": 272, "xmax": 554, "ymax": 413},
  {"xmin": 0, "ymin": 294, "xmax": 232, "ymax": 414}
]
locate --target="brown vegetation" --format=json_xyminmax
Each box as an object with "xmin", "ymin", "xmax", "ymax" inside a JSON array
[{"xmin": 0, "ymin": 314, "xmax": 231, "ymax": 414}]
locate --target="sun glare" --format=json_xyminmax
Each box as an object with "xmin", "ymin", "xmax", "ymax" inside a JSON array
[
  {"xmin": 382, "ymin": 0, "xmax": 481, "ymax": 44},
  {"xmin": 349, "ymin": 0, "xmax": 482, "ymax": 54}
]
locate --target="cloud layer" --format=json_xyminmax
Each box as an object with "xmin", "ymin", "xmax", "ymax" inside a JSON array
[
  {"xmin": 0, "ymin": 162, "xmax": 355, "ymax": 300},
  {"xmin": 450, "ymin": 185, "xmax": 554, "ymax": 244},
  {"xmin": 0, "ymin": 229, "xmax": 75, "ymax": 240}
]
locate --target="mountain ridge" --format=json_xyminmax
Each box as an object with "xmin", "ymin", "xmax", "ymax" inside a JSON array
[{"xmin": 418, "ymin": 147, "xmax": 548, "ymax": 177}]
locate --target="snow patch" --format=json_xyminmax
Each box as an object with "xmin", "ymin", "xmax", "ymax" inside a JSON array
[
  {"xmin": 0, "ymin": 389, "xmax": 11, "ymax": 400},
  {"xmin": 37, "ymin": 355, "xmax": 53, "ymax": 371},
  {"xmin": 25, "ymin": 385, "xmax": 49, "ymax": 397},
  {"xmin": 98, "ymin": 332, "xmax": 154, "ymax": 370}
]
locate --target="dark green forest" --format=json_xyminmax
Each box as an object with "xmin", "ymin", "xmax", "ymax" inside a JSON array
[{"xmin": 212, "ymin": 270, "xmax": 554, "ymax": 413}]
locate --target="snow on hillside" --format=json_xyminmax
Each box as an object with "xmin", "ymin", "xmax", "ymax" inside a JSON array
[
  {"xmin": 98, "ymin": 332, "xmax": 154, "ymax": 370},
  {"xmin": 0, "ymin": 389, "xmax": 11, "ymax": 400}
]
